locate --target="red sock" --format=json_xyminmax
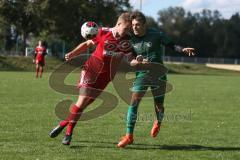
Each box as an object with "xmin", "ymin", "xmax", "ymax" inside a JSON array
[
  {"xmin": 65, "ymin": 104, "xmax": 83, "ymax": 135},
  {"xmin": 59, "ymin": 120, "xmax": 68, "ymax": 127},
  {"xmin": 66, "ymin": 122, "xmax": 77, "ymax": 136},
  {"xmin": 59, "ymin": 105, "xmax": 83, "ymax": 127}
]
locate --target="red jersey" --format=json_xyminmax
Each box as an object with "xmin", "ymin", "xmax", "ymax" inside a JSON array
[
  {"xmin": 35, "ymin": 46, "xmax": 46, "ymax": 62},
  {"xmin": 84, "ymin": 27, "xmax": 132, "ymax": 79}
]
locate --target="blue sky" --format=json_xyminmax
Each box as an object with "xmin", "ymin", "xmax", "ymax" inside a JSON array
[{"xmin": 130, "ymin": 0, "xmax": 240, "ymax": 20}]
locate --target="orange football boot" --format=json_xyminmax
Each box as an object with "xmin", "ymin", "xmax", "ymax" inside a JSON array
[
  {"xmin": 117, "ymin": 134, "xmax": 134, "ymax": 148},
  {"xmin": 151, "ymin": 121, "xmax": 161, "ymax": 137}
]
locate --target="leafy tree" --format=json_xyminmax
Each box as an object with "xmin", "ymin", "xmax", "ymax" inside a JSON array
[
  {"xmin": 0, "ymin": 0, "xmax": 46, "ymax": 54},
  {"xmin": 43, "ymin": 0, "xmax": 131, "ymax": 48},
  {"xmin": 157, "ymin": 7, "xmax": 240, "ymax": 58}
]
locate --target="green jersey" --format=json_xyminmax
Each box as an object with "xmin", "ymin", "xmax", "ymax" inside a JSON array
[{"xmin": 130, "ymin": 28, "xmax": 173, "ymax": 78}]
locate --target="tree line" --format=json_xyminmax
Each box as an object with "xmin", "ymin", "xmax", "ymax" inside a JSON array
[
  {"xmin": 0, "ymin": 1, "xmax": 239, "ymax": 58},
  {"xmin": 157, "ymin": 7, "xmax": 240, "ymax": 58}
]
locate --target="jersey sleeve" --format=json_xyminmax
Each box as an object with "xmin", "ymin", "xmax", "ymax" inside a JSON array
[
  {"xmin": 159, "ymin": 31, "xmax": 173, "ymax": 46},
  {"xmin": 159, "ymin": 32, "xmax": 183, "ymax": 52}
]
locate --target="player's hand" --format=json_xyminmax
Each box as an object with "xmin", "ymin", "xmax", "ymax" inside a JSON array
[
  {"xmin": 182, "ymin": 48, "xmax": 195, "ymax": 56},
  {"xmin": 65, "ymin": 53, "xmax": 72, "ymax": 61},
  {"xmin": 130, "ymin": 59, "xmax": 141, "ymax": 66},
  {"xmin": 142, "ymin": 58, "xmax": 149, "ymax": 64},
  {"xmin": 130, "ymin": 55, "xmax": 143, "ymax": 66},
  {"xmin": 136, "ymin": 55, "xmax": 143, "ymax": 62},
  {"xmin": 32, "ymin": 59, "xmax": 35, "ymax": 64},
  {"xmin": 130, "ymin": 58, "xmax": 150, "ymax": 66}
]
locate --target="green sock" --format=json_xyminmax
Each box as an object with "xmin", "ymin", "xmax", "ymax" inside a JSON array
[
  {"xmin": 126, "ymin": 105, "xmax": 138, "ymax": 134},
  {"xmin": 155, "ymin": 108, "xmax": 164, "ymax": 124}
]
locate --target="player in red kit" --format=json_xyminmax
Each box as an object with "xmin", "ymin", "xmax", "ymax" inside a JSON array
[
  {"xmin": 33, "ymin": 40, "xmax": 47, "ymax": 78},
  {"xmin": 49, "ymin": 12, "xmax": 135, "ymax": 145}
]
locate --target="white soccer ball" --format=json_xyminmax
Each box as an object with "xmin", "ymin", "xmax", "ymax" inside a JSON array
[{"xmin": 81, "ymin": 21, "xmax": 98, "ymax": 39}]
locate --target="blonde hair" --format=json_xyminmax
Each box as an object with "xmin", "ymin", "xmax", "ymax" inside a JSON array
[{"xmin": 117, "ymin": 12, "xmax": 131, "ymax": 23}]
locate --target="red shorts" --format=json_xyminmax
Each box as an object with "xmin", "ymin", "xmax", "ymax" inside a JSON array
[
  {"xmin": 77, "ymin": 55, "xmax": 117, "ymax": 98},
  {"xmin": 77, "ymin": 69, "xmax": 111, "ymax": 98},
  {"xmin": 36, "ymin": 59, "xmax": 45, "ymax": 66}
]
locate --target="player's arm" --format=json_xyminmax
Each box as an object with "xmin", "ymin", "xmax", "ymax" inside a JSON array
[
  {"xmin": 126, "ymin": 51, "xmax": 138, "ymax": 66},
  {"xmin": 43, "ymin": 48, "xmax": 47, "ymax": 57},
  {"xmin": 160, "ymin": 32, "xmax": 195, "ymax": 56},
  {"xmin": 166, "ymin": 42, "xmax": 195, "ymax": 56},
  {"xmin": 33, "ymin": 48, "xmax": 37, "ymax": 63},
  {"xmin": 65, "ymin": 40, "xmax": 95, "ymax": 61}
]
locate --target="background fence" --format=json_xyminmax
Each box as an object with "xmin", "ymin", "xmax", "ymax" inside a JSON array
[
  {"xmin": 164, "ymin": 56, "xmax": 240, "ymax": 65},
  {"xmin": 1, "ymin": 50, "xmax": 240, "ymax": 65}
]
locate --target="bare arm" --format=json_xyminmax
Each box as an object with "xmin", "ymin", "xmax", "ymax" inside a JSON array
[{"xmin": 65, "ymin": 40, "xmax": 95, "ymax": 61}]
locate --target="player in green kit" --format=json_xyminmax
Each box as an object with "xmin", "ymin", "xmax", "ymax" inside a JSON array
[{"xmin": 117, "ymin": 11, "xmax": 195, "ymax": 148}]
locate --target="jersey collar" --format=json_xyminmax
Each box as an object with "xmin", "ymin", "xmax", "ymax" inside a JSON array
[{"xmin": 111, "ymin": 28, "xmax": 121, "ymax": 40}]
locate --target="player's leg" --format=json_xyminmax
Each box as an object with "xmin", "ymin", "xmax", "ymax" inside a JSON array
[
  {"xmin": 117, "ymin": 92, "xmax": 145, "ymax": 148},
  {"xmin": 62, "ymin": 93, "xmax": 95, "ymax": 145},
  {"xmin": 35, "ymin": 63, "xmax": 39, "ymax": 78},
  {"xmin": 49, "ymin": 70, "xmax": 88, "ymax": 138},
  {"xmin": 49, "ymin": 90, "xmax": 95, "ymax": 139},
  {"xmin": 63, "ymin": 86, "xmax": 102, "ymax": 135},
  {"xmin": 127, "ymin": 78, "xmax": 149, "ymax": 135},
  {"xmin": 150, "ymin": 76, "xmax": 167, "ymax": 137},
  {"xmin": 39, "ymin": 61, "xmax": 44, "ymax": 78},
  {"xmin": 62, "ymin": 74, "xmax": 110, "ymax": 145},
  {"xmin": 39, "ymin": 66, "xmax": 43, "ymax": 78},
  {"xmin": 127, "ymin": 92, "xmax": 145, "ymax": 134},
  {"xmin": 50, "ymin": 70, "xmax": 110, "ymax": 145},
  {"xmin": 151, "ymin": 101, "xmax": 164, "ymax": 137},
  {"xmin": 118, "ymin": 77, "xmax": 147, "ymax": 148}
]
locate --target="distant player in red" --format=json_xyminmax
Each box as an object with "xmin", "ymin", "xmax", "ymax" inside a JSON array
[
  {"xmin": 49, "ymin": 12, "xmax": 135, "ymax": 145},
  {"xmin": 33, "ymin": 40, "xmax": 47, "ymax": 78}
]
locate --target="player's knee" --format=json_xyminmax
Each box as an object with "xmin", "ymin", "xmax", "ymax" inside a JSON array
[
  {"xmin": 131, "ymin": 96, "xmax": 142, "ymax": 106},
  {"xmin": 76, "ymin": 96, "xmax": 93, "ymax": 109}
]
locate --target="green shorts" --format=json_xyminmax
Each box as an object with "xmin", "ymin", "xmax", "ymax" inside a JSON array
[{"xmin": 132, "ymin": 75, "xmax": 167, "ymax": 104}]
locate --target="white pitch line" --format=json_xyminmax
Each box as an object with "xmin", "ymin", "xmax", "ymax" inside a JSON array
[{"xmin": 206, "ymin": 64, "xmax": 240, "ymax": 71}]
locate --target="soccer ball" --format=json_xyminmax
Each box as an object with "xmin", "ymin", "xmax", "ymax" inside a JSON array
[{"xmin": 81, "ymin": 21, "xmax": 98, "ymax": 39}]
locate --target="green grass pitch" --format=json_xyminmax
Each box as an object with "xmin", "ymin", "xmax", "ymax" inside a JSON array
[{"xmin": 0, "ymin": 71, "xmax": 240, "ymax": 160}]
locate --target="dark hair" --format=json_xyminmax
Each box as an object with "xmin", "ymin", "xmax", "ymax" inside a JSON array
[{"xmin": 131, "ymin": 11, "xmax": 146, "ymax": 24}]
